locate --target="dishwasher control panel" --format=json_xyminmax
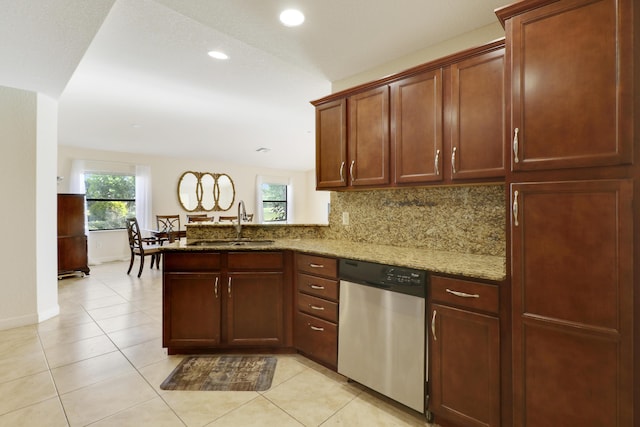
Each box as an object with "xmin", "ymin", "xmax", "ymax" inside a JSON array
[{"xmin": 339, "ymin": 259, "xmax": 426, "ymax": 298}]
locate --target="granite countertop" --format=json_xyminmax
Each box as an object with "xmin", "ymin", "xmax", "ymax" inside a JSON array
[{"xmin": 162, "ymin": 238, "xmax": 506, "ymax": 282}]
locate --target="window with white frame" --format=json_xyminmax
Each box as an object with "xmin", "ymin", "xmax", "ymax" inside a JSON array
[
  {"xmin": 256, "ymin": 176, "xmax": 291, "ymax": 223},
  {"xmin": 84, "ymin": 172, "xmax": 136, "ymax": 230},
  {"xmin": 69, "ymin": 160, "xmax": 152, "ymax": 231}
]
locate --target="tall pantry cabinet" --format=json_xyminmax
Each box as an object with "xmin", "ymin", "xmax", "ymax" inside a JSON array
[
  {"xmin": 57, "ymin": 193, "xmax": 90, "ymax": 277},
  {"xmin": 496, "ymin": 0, "xmax": 637, "ymax": 425}
]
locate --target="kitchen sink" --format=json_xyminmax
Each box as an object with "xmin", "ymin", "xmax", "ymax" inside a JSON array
[{"xmin": 187, "ymin": 239, "xmax": 275, "ymax": 247}]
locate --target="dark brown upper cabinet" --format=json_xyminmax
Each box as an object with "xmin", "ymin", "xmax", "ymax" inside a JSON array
[{"xmin": 501, "ymin": 0, "xmax": 633, "ymax": 172}]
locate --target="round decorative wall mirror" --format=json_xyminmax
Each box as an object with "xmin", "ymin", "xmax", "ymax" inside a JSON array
[{"xmin": 177, "ymin": 171, "xmax": 236, "ymax": 212}]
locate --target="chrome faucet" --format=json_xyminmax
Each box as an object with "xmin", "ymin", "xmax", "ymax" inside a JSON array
[{"xmin": 236, "ymin": 200, "xmax": 247, "ymax": 239}]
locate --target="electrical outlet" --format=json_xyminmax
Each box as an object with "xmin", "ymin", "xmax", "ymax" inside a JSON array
[{"xmin": 342, "ymin": 211, "xmax": 349, "ymax": 225}]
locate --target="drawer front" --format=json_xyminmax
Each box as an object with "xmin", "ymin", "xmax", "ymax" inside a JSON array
[
  {"xmin": 431, "ymin": 275, "xmax": 499, "ymax": 314},
  {"xmin": 163, "ymin": 252, "xmax": 222, "ymax": 272},
  {"xmin": 296, "ymin": 253, "xmax": 337, "ymax": 278},
  {"xmin": 227, "ymin": 251, "xmax": 284, "ymax": 270},
  {"xmin": 297, "ymin": 292, "xmax": 338, "ymax": 323},
  {"xmin": 294, "ymin": 312, "xmax": 337, "ymax": 367},
  {"xmin": 297, "ymin": 273, "xmax": 339, "ymax": 301}
]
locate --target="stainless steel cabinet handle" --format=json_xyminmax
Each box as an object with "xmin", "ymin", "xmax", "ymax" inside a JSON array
[
  {"xmin": 309, "ymin": 263, "xmax": 324, "ymax": 268},
  {"xmin": 513, "ymin": 190, "xmax": 519, "ymax": 227},
  {"xmin": 349, "ymin": 160, "xmax": 355, "ymax": 183},
  {"xmin": 309, "ymin": 324, "xmax": 324, "ymax": 332},
  {"xmin": 309, "ymin": 284, "xmax": 325, "ymax": 290},
  {"xmin": 431, "ymin": 310, "xmax": 437, "ymax": 341},
  {"xmin": 214, "ymin": 277, "xmax": 219, "ymax": 298},
  {"xmin": 227, "ymin": 277, "xmax": 232, "ymax": 297},
  {"xmin": 309, "ymin": 304, "xmax": 325, "ymax": 311},
  {"xmin": 446, "ymin": 288, "xmax": 479, "ymax": 298},
  {"xmin": 451, "ymin": 147, "xmax": 457, "ymax": 174},
  {"xmin": 513, "ymin": 128, "xmax": 520, "ymax": 163},
  {"xmin": 434, "ymin": 149, "xmax": 440, "ymax": 175},
  {"xmin": 339, "ymin": 161, "xmax": 345, "ymax": 182}
]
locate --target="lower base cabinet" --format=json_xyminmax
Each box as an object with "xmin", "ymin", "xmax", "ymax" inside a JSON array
[
  {"xmin": 163, "ymin": 251, "xmax": 289, "ymax": 354},
  {"xmin": 226, "ymin": 271, "xmax": 284, "ymax": 346},
  {"xmin": 293, "ymin": 253, "xmax": 339, "ymax": 368},
  {"xmin": 429, "ymin": 275, "xmax": 500, "ymax": 427},
  {"xmin": 164, "ymin": 272, "xmax": 222, "ymax": 348}
]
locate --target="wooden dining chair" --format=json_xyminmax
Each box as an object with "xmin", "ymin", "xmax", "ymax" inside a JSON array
[
  {"xmin": 187, "ymin": 214, "xmax": 208, "ymax": 222},
  {"xmin": 188, "ymin": 216, "xmax": 213, "ymax": 222},
  {"xmin": 219, "ymin": 214, "xmax": 253, "ymax": 222},
  {"xmin": 125, "ymin": 217, "xmax": 162, "ymax": 277},
  {"xmin": 156, "ymin": 214, "xmax": 181, "ymax": 244}
]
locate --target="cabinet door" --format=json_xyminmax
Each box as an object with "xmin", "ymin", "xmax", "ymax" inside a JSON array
[
  {"xmin": 391, "ymin": 70, "xmax": 443, "ymax": 184},
  {"xmin": 226, "ymin": 272, "xmax": 284, "ymax": 346},
  {"xmin": 507, "ymin": 0, "xmax": 633, "ymax": 171},
  {"xmin": 294, "ymin": 311, "xmax": 337, "ymax": 368},
  {"xmin": 511, "ymin": 179, "xmax": 633, "ymax": 426},
  {"xmin": 57, "ymin": 194, "xmax": 86, "ymax": 237},
  {"xmin": 450, "ymin": 49, "xmax": 505, "ymax": 180},
  {"xmin": 348, "ymin": 86, "xmax": 390, "ymax": 187},
  {"xmin": 430, "ymin": 304, "xmax": 500, "ymax": 427},
  {"xmin": 163, "ymin": 273, "xmax": 221, "ymax": 348},
  {"xmin": 315, "ymin": 99, "xmax": 347, "ymax": 189},
  {"xmin": 57, "ymin": 235, "xmax": 88, "ymax": 274}
]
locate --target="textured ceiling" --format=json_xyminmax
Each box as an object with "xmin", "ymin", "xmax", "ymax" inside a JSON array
[{"xmin": 1, "ymin": 0, "xmax": 508, "ymax": 171}]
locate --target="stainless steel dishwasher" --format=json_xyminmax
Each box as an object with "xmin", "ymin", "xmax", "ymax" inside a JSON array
[{"xmin": 338, "ymin": 258, "xmax": 427, "ymax": 414}]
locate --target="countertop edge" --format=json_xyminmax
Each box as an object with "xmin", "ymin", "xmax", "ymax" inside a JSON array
[{"xmin": 161, "ymin": 238, "xmax": 506, "ymax": 282}]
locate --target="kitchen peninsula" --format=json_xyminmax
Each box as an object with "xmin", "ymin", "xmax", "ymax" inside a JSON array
[{"xmin": 169, "ymin": 222, "xmax": 506, "ymax": 281}]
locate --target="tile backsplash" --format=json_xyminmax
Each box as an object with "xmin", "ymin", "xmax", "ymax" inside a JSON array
[{"xmin": 324, "ymin": 185, "xmax": 505, "ymax": 257}]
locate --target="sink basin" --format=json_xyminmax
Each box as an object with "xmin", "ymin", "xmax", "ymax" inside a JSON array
[{"xmin": 187, "ymin": 239, "xmax": 275, "ymax": 247}]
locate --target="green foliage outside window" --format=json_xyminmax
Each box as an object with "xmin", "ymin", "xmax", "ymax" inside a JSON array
[
  {"xmin": 85, "ymin": 173, "xmax": 136, "ymax": 230},
  {"xmin": 261, "ymin": 183, "xmax": 287, "ymax": 222}
]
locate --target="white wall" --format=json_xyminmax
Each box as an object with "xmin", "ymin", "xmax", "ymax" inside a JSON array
[
  {"xmin": 36, "ymin": 94, "xmax": 60, "ymax": 321},
  {"xmin": 333, "ymin": 23, "xmax": 505, "ymax": 92},
  {"xmin": 57, "ymin": 145, "xmax": 330, "ymax": 264},
  {"xmin": 0, "ymin": 86, "xmax": 59, "ymax": 330}
]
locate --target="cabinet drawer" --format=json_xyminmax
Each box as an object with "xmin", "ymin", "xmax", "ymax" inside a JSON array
[
  {"xmin": 294, "ymin": 312, "xmax": 337, "ymax": 367},
  {"xmin": 431, "ymin": 275, "xmax": 499, "ymax": 314},
  {"xmin": 163, "ymin": 252, "xmax": 222, "ymax": 272},
  {"xmin": 297, "ymin": 292, "xmax": 338, "ymax": 323},
  {"xmin": 297, "ymin": 273, "xmax": 339, "ymax": 301},
  {"xmin": 227, "ymin": 251, "xmax": 283, "ymax": 270},
  {"xmin": 296, "ymin": 253, "xmax": 337, "ymax": 278}
]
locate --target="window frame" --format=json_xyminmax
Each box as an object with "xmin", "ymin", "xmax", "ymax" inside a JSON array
[
  {"xmin": 256, "ymin": 175, "xmax": 291, "ymax": 224},
  {"xmin": 84, "ymin": 172, "xmax": 136, "ymax": 231}
]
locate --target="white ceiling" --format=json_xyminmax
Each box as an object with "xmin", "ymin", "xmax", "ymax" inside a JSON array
[{"xmin": 0, "ymin": 0, "xmax": 507, "ymax": 171}]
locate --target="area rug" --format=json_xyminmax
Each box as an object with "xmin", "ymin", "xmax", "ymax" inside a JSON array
[{"xmin": 160, "ymin": 355, "xmax": 277, "ymax": 391}]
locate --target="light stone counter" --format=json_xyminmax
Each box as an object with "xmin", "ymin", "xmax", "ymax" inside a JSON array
[{"xmin": 163, "ymin": 237, "xmax": 506, "ymax": 282}]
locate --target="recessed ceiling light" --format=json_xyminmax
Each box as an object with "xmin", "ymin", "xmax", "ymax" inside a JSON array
[
  {"xmin": 208, "ymin": 50, "xmax": 229, "ymax": 60},
  {"xmin": 279, "ymin": 9, "xmax": 305, "ymax": 27}
]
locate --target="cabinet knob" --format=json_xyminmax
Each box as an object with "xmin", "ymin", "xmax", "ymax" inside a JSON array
[
  {"xmin": 349, "ymin": 160, "xmax": 355, "ymax": 183},
  {"xmin": 309, "ymin": 304, "xmax": 325, "ymax": 311},
  {"xmin": 227, "ymin": 277, "xmax": 232, "ymax": 297},
  {"xmin": 214, "ymin": 277, "xmax": 219, "ymax": 298},
  {"xmin": 339, "ymin": 161, "xmax": 345, "ymax": 183},
  {"xmin": 434, "ymin": 149, "xmax": 440, "ymax": 175}
]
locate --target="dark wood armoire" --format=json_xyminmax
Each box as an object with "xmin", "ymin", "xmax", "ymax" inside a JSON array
[{"xmin": 57, "ymin": 193, "xmax": 90, "ymax": 277}]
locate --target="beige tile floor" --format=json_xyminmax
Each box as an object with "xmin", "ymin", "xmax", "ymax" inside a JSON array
[{"xmin": 0, "ymin": 260, "xmax": 437, "ymax": 426}]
